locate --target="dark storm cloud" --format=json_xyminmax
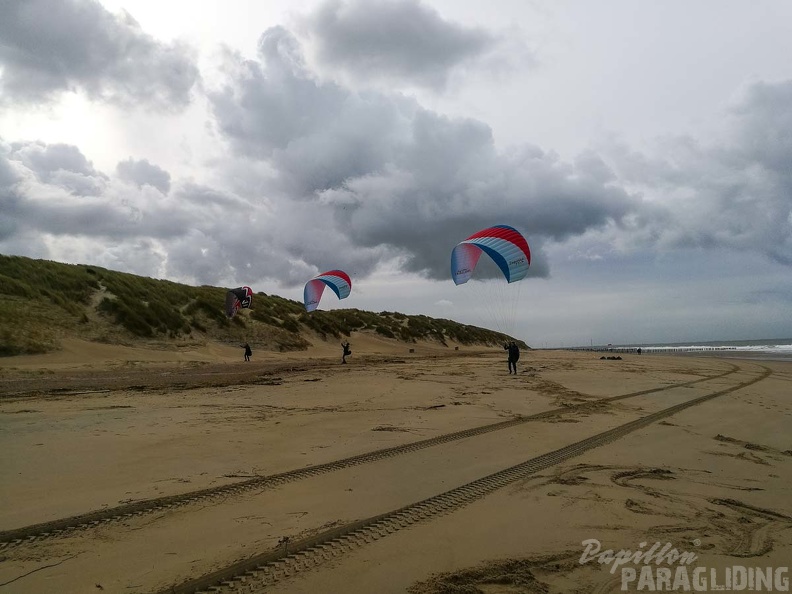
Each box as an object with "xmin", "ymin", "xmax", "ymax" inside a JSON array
[
  {"xmin": 0, "ymin": 147, "xmax": 22, "ymax": 241},
  {"xmin": 116, "ymin": 158, "xmax": 171, "ymax": 194},
  {"xmin": 8, "ymin": 141, "xmax": 107, "ymax": 195},
  {"xmin": 10, "ymin": 141, "xmax": 98, "ymax": 177},
  {"xmin": 607, "ymin": 79, "xmax": 792, "ymax": 266},
  {"xmin": 210, "ymin": 27, "xmax": 350, "ymax": 158},
  {"xmin": 0, "ymin": 140, "xmax": 190, "ymax": 241},
  {"xmin": 210, "ymin": 27, "xmax": 414, "ymax": 198},
  {"xmin": 160, "ymin": 181, "xmax": 387, "ymax": 288},
  {"xmin": 731, "ymin": 80, "xmax": 792, "ymax": 180},
  {"xmin": 301, "ymin": 0, "xmax": 499, "ymax": 90},
  {"xmin": 208, "ymin": 29, "xmax": 637, "ymax": 282},
  {"xmin": 0, "ymin": 144, "xmax": 22, "ymax": 188},
  {"xmin": 0, "ymin": 0, "xmax": 199, "ymax": 108}
]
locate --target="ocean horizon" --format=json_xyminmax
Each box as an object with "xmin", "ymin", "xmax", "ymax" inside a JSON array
[{"xmin": 563, "ymin": 337, "xmax": 792, "ymax": 360}]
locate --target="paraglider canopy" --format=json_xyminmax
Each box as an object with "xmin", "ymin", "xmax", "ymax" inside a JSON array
[
  {"xmin": 226, "ymin": 286, "xmax": 253, "ymax": 318},
  {"xmin": 450, "ymin": 225, "xmax": 531, "ymax": 335},
  {"xmin": 451, "ymin": 224, "xmax": 531, "ymax": 285},
  {"xmin": 303, "ymin": 270, "xmax": 352, "ymax": 312}
]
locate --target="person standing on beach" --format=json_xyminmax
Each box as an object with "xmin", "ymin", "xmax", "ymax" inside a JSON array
[
  {"xmin": 504, "ymin": 341, "xmax": 520, "ymax": 374},
  {"xmin": 341, "ymin": 341, "xmax": 351, "ymax": 364},
  {"xmin": 243, "ymin": 343, "xmax": 252, "ymax": 362}
]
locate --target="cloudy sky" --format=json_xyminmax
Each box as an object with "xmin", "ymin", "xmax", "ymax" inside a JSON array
[{"xmin": 2, "ymin": 0, "xmax": 791, "ymax": 347}]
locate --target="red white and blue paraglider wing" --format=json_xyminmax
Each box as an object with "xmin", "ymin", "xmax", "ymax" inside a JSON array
[
  {"xmin": 225, "ymin": 286, "xmax": 253, "ymax": 318},
  {"xmin": 451, "ymin": 225, "xmax": 531, "ymax": 285},
  {"xmin": 303, "ymin": 270, "xmax": 352, "ymax": 312}
]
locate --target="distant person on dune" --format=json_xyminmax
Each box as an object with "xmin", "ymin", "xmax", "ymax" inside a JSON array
[
  {"xmin": 341, "ymin": 341, "xmax": 351, "ymax": 364},
  {"xmin": 504, "ymin": 341, "xmax": 520, "ymax": 374},
  {"xmin": 243, "ymin": 343, "xmax": 252, "ymax": 362}
]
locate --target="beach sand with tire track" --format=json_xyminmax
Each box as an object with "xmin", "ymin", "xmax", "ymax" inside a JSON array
[{"xmin": 0, "ymin": 339, "xmax": 790, "ymax": 593}]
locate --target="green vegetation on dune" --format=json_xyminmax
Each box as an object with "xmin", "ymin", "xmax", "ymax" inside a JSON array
[{"xmin": 0, "ymin": 255, "xmax": 526, "ymax": 356}]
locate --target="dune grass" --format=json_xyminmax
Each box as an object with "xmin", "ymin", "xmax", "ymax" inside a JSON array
[{"xmin": 0, "ymin": 255, "xmax": 525, "ymax": 356}]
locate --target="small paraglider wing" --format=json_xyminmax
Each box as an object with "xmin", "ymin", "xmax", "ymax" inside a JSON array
[
  {"xmin": 239, "ymin": 286, "xmax": 253, "ymax": 309},
  {"xmin": 303, "ymin": 270, "xmax": 352, "ymax": 312},
  {"xmin": 226, "ymin": 286, "xmax": 253, "ymax": 318},
  {"xmin": 451, "ymin": 225, "xmax": 530, "ymax": 285}
]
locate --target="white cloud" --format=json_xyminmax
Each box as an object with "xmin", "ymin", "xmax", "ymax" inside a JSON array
[{"xmin": 0, "ymin": 0, "xmax": 199, "ymax": 109}]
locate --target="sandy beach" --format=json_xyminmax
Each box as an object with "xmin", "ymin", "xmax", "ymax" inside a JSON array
[{"xmin": 1, "ymin": 337, "xmax": 790, "ymax": 593}]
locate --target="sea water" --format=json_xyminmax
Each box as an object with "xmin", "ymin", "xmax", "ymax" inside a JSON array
[{"xmin": 605, "ymin": 338, "xmax": 792, "ymax": 360}]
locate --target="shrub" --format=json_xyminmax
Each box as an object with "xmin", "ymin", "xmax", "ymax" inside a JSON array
[
  {"xmin": 375, "ymin": 325, "xmax": 395, "ymax": 338},
  {"xmin": 0, "ymin": 255, "xmax": 527, "ymax": 353},
  {"xmin": 280, "ymin": 317, "xmax": 301, "ymax": 333}
]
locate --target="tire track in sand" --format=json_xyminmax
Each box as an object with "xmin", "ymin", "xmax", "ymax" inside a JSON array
[
  {"xmin": 157, "ymin": 364, "xmax": 771, "ymax": 594},
  {"xmin": 0, "ymin": 362, "xmax": 742, "ymax": 549}
]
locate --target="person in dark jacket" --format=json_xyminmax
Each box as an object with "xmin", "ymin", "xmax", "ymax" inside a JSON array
[
  {"xmin": 243, "ymin": 343, "xmax": 252, "ymax": 362},
  {"xmin": 504, "ymin": 341, "xmax": 520, "ymax": 374},
  {"xmin": 341, "ymin": 341, "xmax": 351, "ymax": 364}
]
